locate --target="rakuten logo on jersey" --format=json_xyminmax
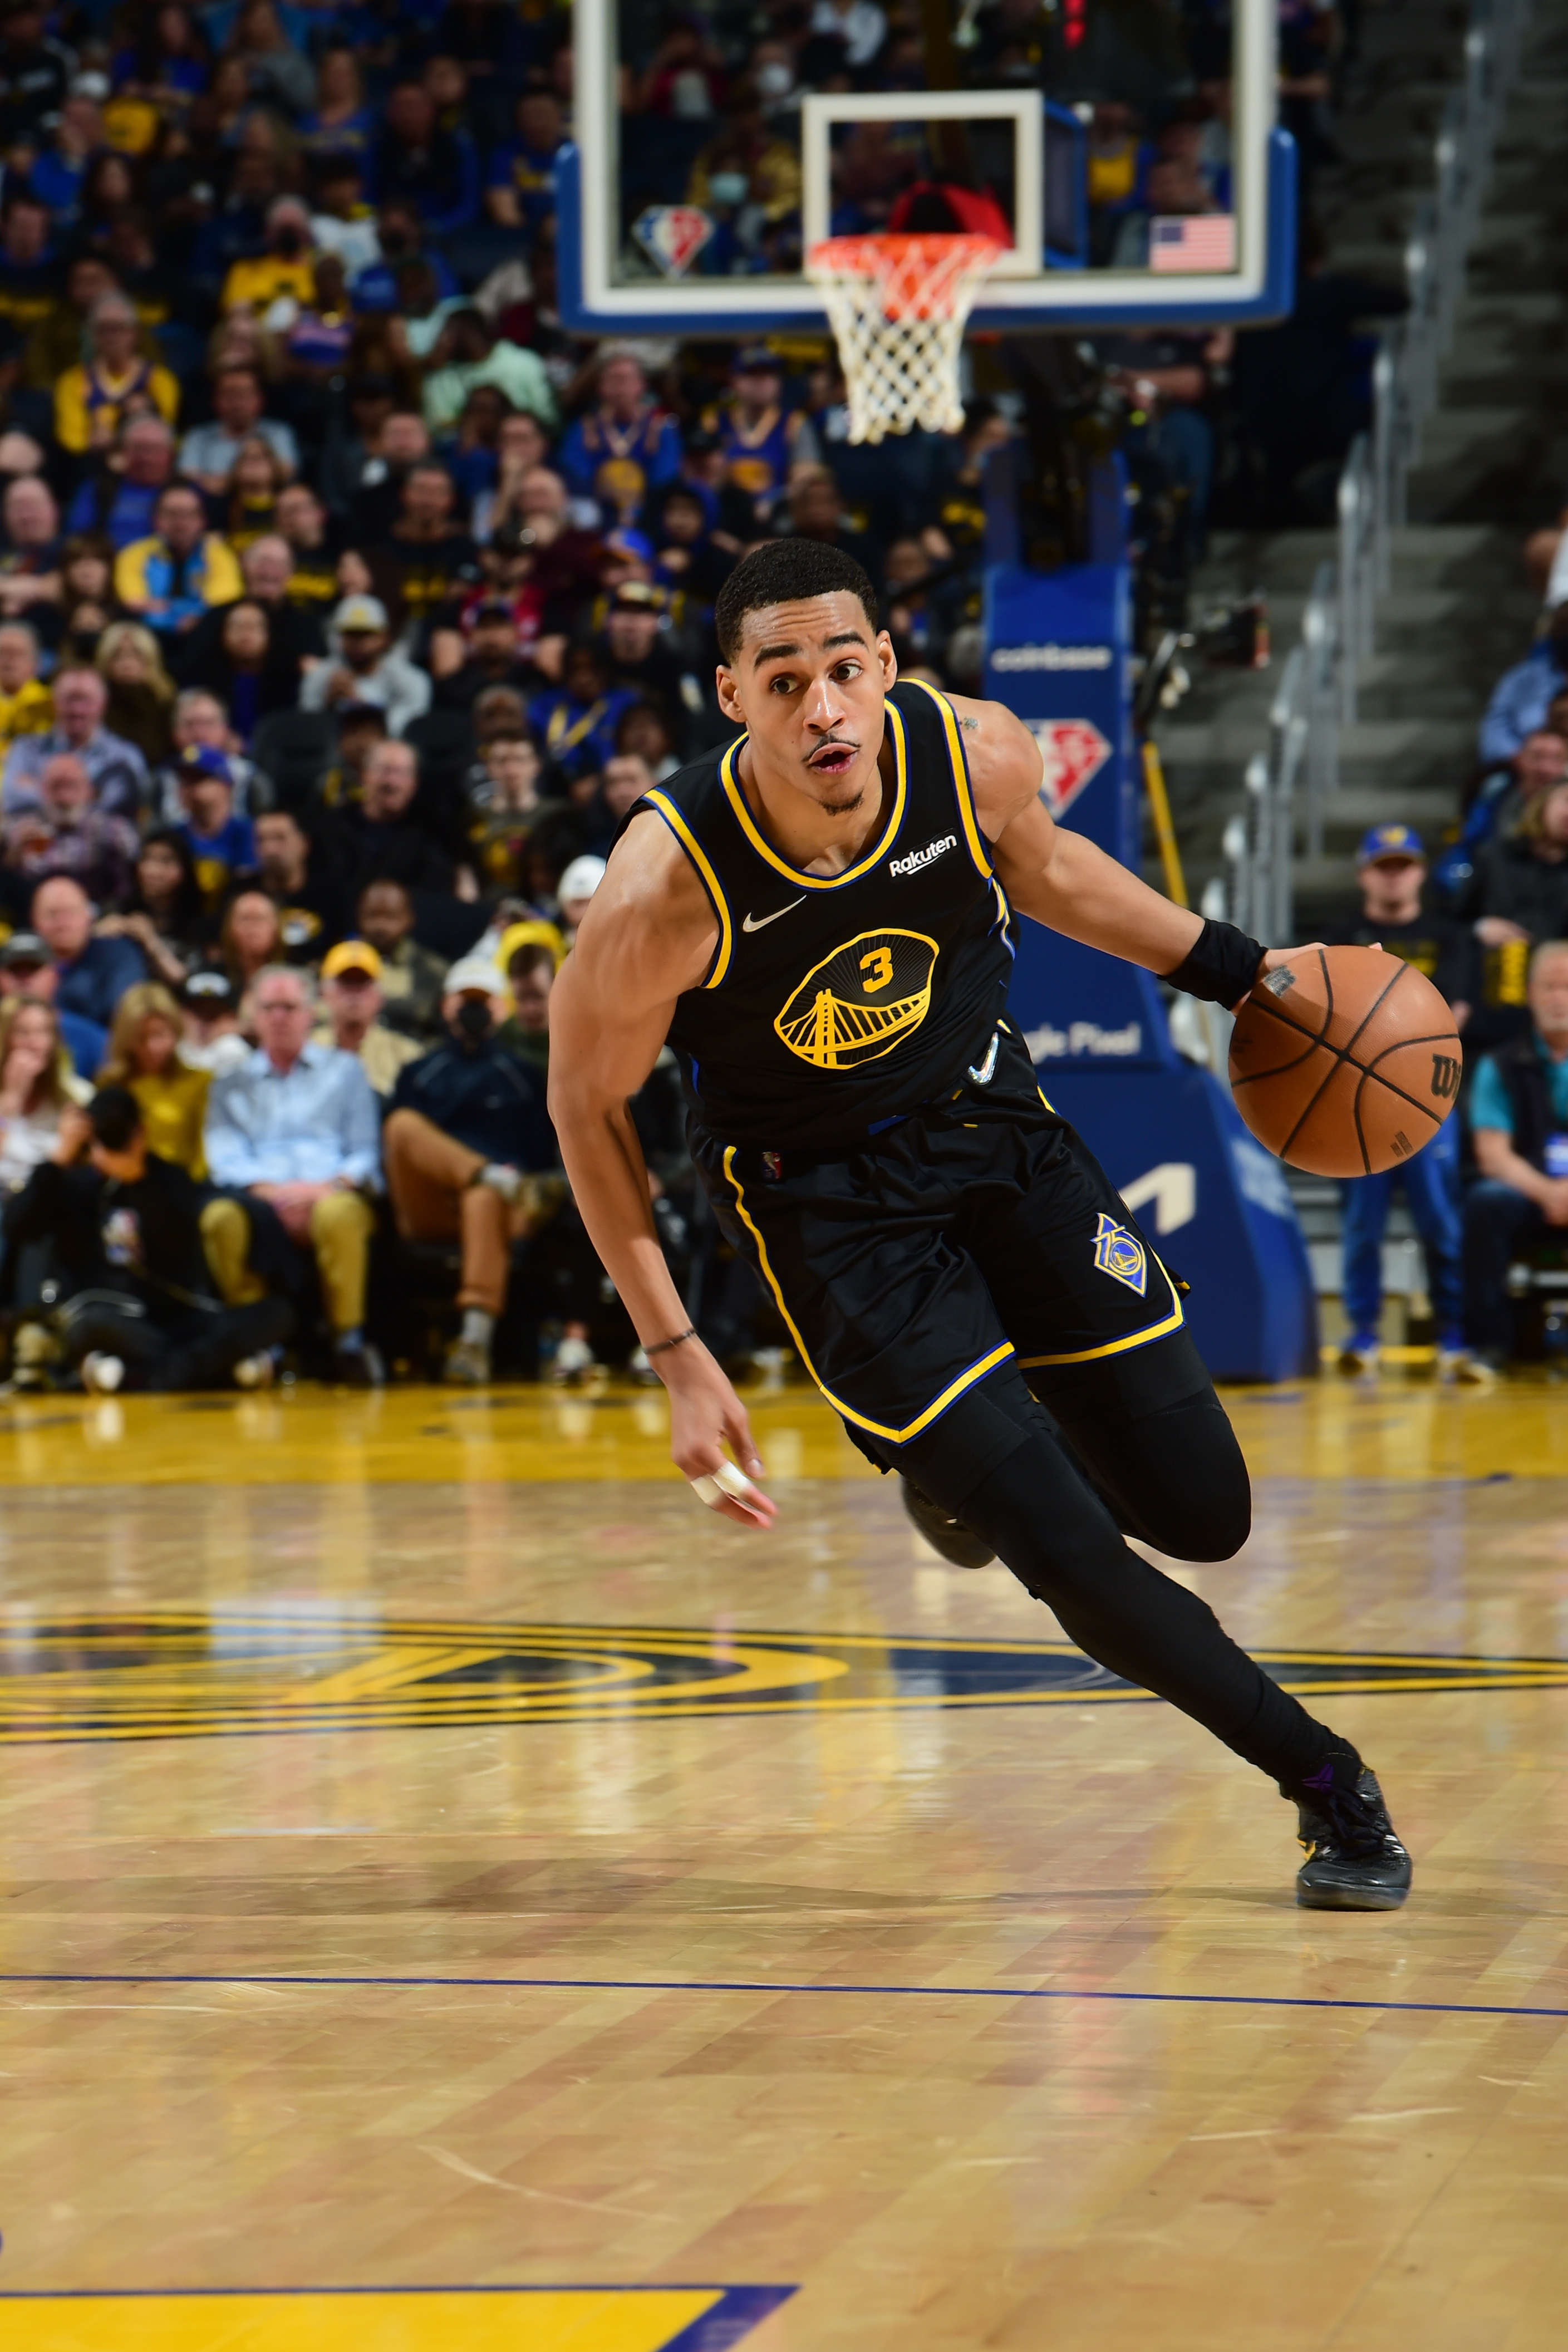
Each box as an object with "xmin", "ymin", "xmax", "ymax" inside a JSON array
[
  {"xmin": 889, "ymin": 833, "xmax": 956, "ymax": 877},
  {"xmin": 992, "ymin": 643, "xmax": 1114, "ymax": 672}
]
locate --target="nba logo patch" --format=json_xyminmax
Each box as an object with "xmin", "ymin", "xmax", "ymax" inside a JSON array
[{"xmin": 1092, "ymin": 1212, "xmax": 1147, "ymax": 1298}]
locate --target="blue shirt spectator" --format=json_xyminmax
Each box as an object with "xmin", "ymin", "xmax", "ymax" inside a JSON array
[
  {"xmin": 368, "ymin": 84, "xmax": 478, "ymax": 235},
  {"xmin": 32, "ymin": 875, "xmax": 148, "ymax": 1029},
  {"xmin": 1479, "ymin": 616, "xmax": 1568, "ymax": 764},
  {"xmin": 2, "ymin": 670, "xmax": 150, "ymax": 820},
  {"xmin": 206, "ymin": 1039, "xmax": 382, "ymax": 1190},
  {"xmin": 484, "ymin": 93, "xmax": 566, "ymax": 234},
  {"xmin": 0, "ymin": 932, "xmax": 106, "ymax": 1078},
  {"xmin": 558, "ymin": 353, "xmax": 684, "ymax": 527}
]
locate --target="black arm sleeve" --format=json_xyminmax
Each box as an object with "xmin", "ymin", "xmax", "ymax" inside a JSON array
[{"xmin": 1161, "ymin": 920, "xmax": 1267, "ymax": 1006}]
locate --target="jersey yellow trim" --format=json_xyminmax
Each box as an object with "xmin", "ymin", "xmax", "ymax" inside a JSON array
[
  {"xmin": 897, "ymin": 675, "xmax": 994, "ymax": 880},
  {"xmin": 717, "ymin": 705, "xmax": 908, "ymax": 890},
  {"xmin": 1015, "ymin": 1250, "xmax": 1186, "ymax": 1367},
  {"xmin": 643, "ymin": 789, "xmax": 734, "ymax": 988},
  {"xmin": 722, "ymin": 1145, "xmax": 1014, "ymax": 1442}
]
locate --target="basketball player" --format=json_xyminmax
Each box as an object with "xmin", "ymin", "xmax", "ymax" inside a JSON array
[{"xmin": 550, "ymin": 539, "xmax": 1410, "ymax": 1911}]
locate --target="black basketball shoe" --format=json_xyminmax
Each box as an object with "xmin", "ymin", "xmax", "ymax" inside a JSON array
[
  {"xmin": 1290, "ymin": 1758, "xmax": 1412, "ymax": 1911},
  {"xmin": 899, "ymin": 1478, "xmax": 996, "ymax": 1569}
]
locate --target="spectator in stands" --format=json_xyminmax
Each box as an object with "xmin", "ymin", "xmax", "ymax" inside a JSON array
[
  {"xmin": 5, "ymin": 1083, "xmax": 290, "ymax": 1393},
  {"xmin": 780, "ymin": 465, "xmax": 881, "ymax": 578},
  {"xmin": 1324, "ymin": 826, "xmax": 1473, "ymax": 1379},
  {"xmin": 1434, "ymin": 727, "xmax": 1568, "ymax": 902},
  {"xmin": 556, "ymin": 854, "xmax": 607, "ymax": 945},
  {"xmin": 158, "ymin": 687, "xmax": 255, "ymax": 821},
  {"xmin": 220, "ymin": 197, "xmax": 318, "ymax": 316},
  {"xmin": 598, "ymin": 582, "xmax": 699, "ymax": 752},
  {"xmin": 495, "ymin": 931, "xmax": 558, "ymax": 1075},
  {"xmin": 3, "ymin": 665, "xmax": 149, "ymax": 817},
  {"xmin": 97, "ymin": 981, "xmax": 212, "ymax": 1176},
  {"xmin": 1465, "ymin": 940, "xmax": 1568, "ymax": 1372},
  {"xmin": 532, "ymin": 641, "xmax": 635, "ymax": 789},
  {"xmin": 343, "ymin": 739, "xmax": 464, "ymax": 901},
  {"xmin": 383, "ymin": 950, "xmax": 554, "ymax": 1381},
  {"xmin": 114, "ymin": 485, "xmax": 244, "ymax": 641},
  {"xmin": 253, "ymin": 809, "xmax": 346, "ymax": 960},
  {"xmin": 96, "ymin": 827, "xmax": 210, "ymax": 991},
  {"xmin": 0, "ymin": 620, "xmax": 51, "ymax": 747},
  {"xmin": 220, "ymin": 890, "xmax": 285, "ymax": 1000},
  {"xmin": 484, "ymin": 88, "xmax": 566, "ymax": 232},
  {"xmin": 178, "ymin": 601, "xmax": 300, "ymax": 747},
  {"xmin": 178, "ymin": 366, "xmax": 299, "ymax": 497},
  {"xmin": 179, "ymin": 968, "xmax": 248, "ymax": 1077},
  {"xmin": 0, "ymin": 473, "xmax": 60, "ymax": 621},
  {"xmin": 301, "ymin": 47, "xmax": 374, "ymax": 165},
  {"xmin": 1479, "ymin": 606, "xmax": 1568, "ymax": 766},
  {"xmin": 33, "ymin": 874, "xmax": 145, "ymax": 1029},
  {"xmin": 708, "ymin": 347, "xmax": 818, "ymax": 519},
  {"xmin": 1458, "ymin": 780, "xmax": 1568, "ymax": 1047},
  {"xmin": 0, "ymin": 752, "xmax": 139, "ymax": 909},
  {"xmin": 0, "ymin": 931, "xmax": 103, "ymax": 1081},
  {"xmin": 95, "ymin": 623, "xmax": 176, "ymax": 767},
  {"xmin": 370, "ymin": 80, "xmax": 479, "ymax": 235},
  {"xmin": 53, "ymin": 292, "xmax": 180, "ymax": 460},
  {"xmin": 357, "ymin": 877, "xmax": 446, "ymax": 1038},
  {"xmin": 0, "ymin": 994, "xmax": 93, "ymax": 1197},
  {"xmin": 301, "ymin": 593, "xmax": 431, "ymax": 737},
  {"xmin": 204, "ymin": 963, "xmax": 384, "ymax": 1384},
  {"xmin": 175, "ymin": 748, "xmax": 257, "ymax": 909},
  {"xmin": 63, "ymin": 416, "xmax": 176, "ymax": 551},
  {"xmin": 370, "ymin": 459, "xmax": 478, "ymax": 630},
  {"xmin": 273, "ymin": 484, "xmax": 341, "ymax": 615},
  {"xmin": 312, "ymin": 938, "xmax": 424, "ymax": 1098},
  {"xmin": 558, "ymin": 350, "xmax": 682, "ymax": 528}
]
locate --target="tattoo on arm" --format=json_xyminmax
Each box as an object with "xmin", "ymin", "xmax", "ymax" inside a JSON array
[{"xmin": 959, "ymin": 715, "xmax": 979, "ymax": 731}]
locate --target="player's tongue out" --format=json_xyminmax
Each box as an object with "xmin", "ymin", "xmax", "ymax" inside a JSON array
[{"xmin": 809, "ymin": 741, "xmax": 857, "ymax": 773}]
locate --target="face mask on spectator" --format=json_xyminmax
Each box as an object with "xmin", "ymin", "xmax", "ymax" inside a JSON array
[{"xmin": 456, "ymin": 997, "xmax": 493, "ymax": 1042}]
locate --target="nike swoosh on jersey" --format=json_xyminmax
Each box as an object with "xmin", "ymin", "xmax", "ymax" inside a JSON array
[{"xmin": 742, "ymin": 897, "xmax": 808, "ymax": 932}]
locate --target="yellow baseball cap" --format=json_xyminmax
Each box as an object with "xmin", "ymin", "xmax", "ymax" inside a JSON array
[{"xmin": 321, "ymin": 939, "xmax": 383, "ymax": 981}]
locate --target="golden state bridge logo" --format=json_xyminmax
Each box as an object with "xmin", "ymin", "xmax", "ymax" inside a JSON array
[
  {"xmin": 774, "ymin": 928, "xmax": 938, "ymax": 1070},
  {"xmin": 0, "ymin": 1612, "xmax": 1564, "ymax": 1742}
]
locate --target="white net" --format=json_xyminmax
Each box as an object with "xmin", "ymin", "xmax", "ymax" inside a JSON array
[{"xmin": 805, "ymin": 234, "xmax": 1004, "ymax": 446}]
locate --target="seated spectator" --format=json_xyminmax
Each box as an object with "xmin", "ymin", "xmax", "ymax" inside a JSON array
[
  {"xmin": 1457, "ymin": 779, "xmax": 1568, "ymax": 1047},
  {"xmin": 253, "ymin": 808, "xmax": 347, "ymax": 961},
  {"xmin": 97, "ymin": 980, "xmax": 212, "ymax": 1175},
  {"xmin": 301, "ymin": 593, "xmax": 431, "ymax": 737},
  {"xmin": 432, "ymin": 596, "xmax": 539, "ymax": 711},
  {"xmin": 300, "ymin": 47, "xmax": 374, "ymax": 168},
  {"xmin": 220, "ymin": 889, "xmax": 286, "ymax": 1001},
  {"xmin": 598, "ymin": 581, "xmax": 701, "ymax": 753},
  {"xmin": 178, "ymin": 600, "xmax": 298, "ymax": 747},
  {"xmin": 2, "ymin": 664, "xmax": 149, "ymax": 817},
  {"xmin": 1480, "ymin": 606, "xmax": 1568, "ymax": 768},
  {"xmin": 317, "ymin": 701, "xmax": 387, "ymax": 812},
  {"xmin": 53, "ymin": 292, "xmax": 180, "ymax": 459},
  {"xmin": 273, "ymin": 483, "xmax": 341, "ymax": 615},
  {"xmin": 177, "ymin": 365, "xmax": 299, "ymax": 498},
  {"xmin": 223, "ymin": 0, "xmax": 314, "ymax": 114},
  {"xmin": 356, "ymin": 877, "xmax": 446, "ymax": 1038},
  {"xmin": 649, "ymin": 482, "xmax": 739, "ymax": 602},
  {"xmin": 0, "ymin": 992, "xmax": 93, "ymax": 1196},
  {"xmin": 4, "ymin": 1085, "xmax": 292, "ymax": 1393},
  {"xmin": 0, "ymin": 472, "xmax": 61, "ymax": 621},
  {"xmin": 95, "ymin": 621, "xmax": 176, "ymax": 765},
  {"xmin": 220, "ymin": 196, "xmax": 318, "ymax": 317},
  {"xmin": 1322, "ymin": 826, "xmax": 1472, "ymax": 1378},
  {"xmin": 177, "ymin": 533, "xmax": 328, "ymax": 692},
  {"xmin": 338, "ymin": 405, "xmax": 432, "ymax": 544},
  {"xmin": 1466, "ymin": 941, "xmax": 1568, "ymax": 1372},
  {"xmin": 558, "ymin": 351, "xmax": 683, "ymax": 529},
  {"xmin": 469, "ymin": 735, "xmax": 553, "ymax": 897},
  {"xmin": 0, "ymin": 752, "xmax": 139, "ymax": 910},
  {"xmin": 0, "ymin": 931, "xmax": 105, "ymax": 1081},
  {"xmin": 179, "ymin": 967, "xmax": 249, "ymax": 1077},
  {"xmin": 422, "ymin": 310, "xmax": 557, "ymax": 440},
  {"xmin": 780, "ymin": 464, "xmax": 882, "ymax": 578},
  {"xmin": 218, "ymin": 436, "xmax": 291, "ymax": 555},
  {"xmin": 281, "ymin": 254, "xmax": 355, "ymax": 385},
  {"xmin": 484, "ymin": 87, "xmax": 566, "ymax": 233},
  {"xmin": 312, "ymin": 937, "xmax": 424, "ymax": 1098},
  {"xmin": 343, "ymin": 739, "xmax": 464, "ymax": 901},
  {"xmin": 96, "ymin": 826, "xmax": 211, "ymax": 992},
  {"xmin": 0, "ymin": 619, "xmax": 51, "ymax": 747},
  {"xmin": 114, "ymin": 485, "xmax": 244, "ymax": 641},
  {"xmin": 531, "ymin": 642, "xmax": 636, "ymax": 791},
  {"xmin": 0, "ymin": 193, "xmax": 56, "ymax": 343},
  {"xmin": 369, "ymin": 80, "xmax": 479, "ymax": 236},
  {"xmin": 495, "ymin": 930, "xmax": 559, "ymax": 1074},
  {"xmin": 345, "ymin": 203, "xmax": 459, "ymax": 319},
  {"xmin": 175, "ymin": 747, "xmax": 257, "ymax": 910},
  {"xmin": 1437, "ymin": 728, "xmax": 1568, "ymax": 902},
  {"xmin": 204, "ymin": 964, "xmax": 383, "ymax": 1383},
  {"xmin": 370, "ymin": 459, "xmax": 478, "ymax": 632},
  {"xmin": 557, "ymin": 854, "xmax": 607, "ymax": 945},
  {"xmin": 156, "ymin": 687, "xmax": 255, "ymax": 823},
  {"xmin": 64, "ymin": 417, "xmax": 176, "ymax": 552},
  {"xmin": 616, "ymin": 698, "xmax": 681, "ymax": 782},
  {"xmin": 706, "ymin": 347, "xmax": 818, "ymax": 520},
  {"xmin": 384, "ymin": 950, "xmax": 554, "ymax": 1381},
  {"xmin": 33, "ymin": 873, "xmax": 145, "ymax": 1029}
]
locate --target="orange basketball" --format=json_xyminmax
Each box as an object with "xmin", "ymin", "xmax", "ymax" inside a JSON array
[{"xmin": 1227, "ymin": 944, "xmax": 1463, "ymax": 1177}]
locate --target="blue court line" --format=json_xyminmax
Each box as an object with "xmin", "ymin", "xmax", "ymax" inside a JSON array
[{"xmin": 0, "ymin": 1972, "xmax": 1564, "ymax": 2022}]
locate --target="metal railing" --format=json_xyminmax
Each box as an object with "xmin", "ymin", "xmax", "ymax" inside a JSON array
[{"xmin": 1219, "ymin": 0, "xmax": 1529, "ymax": 942}]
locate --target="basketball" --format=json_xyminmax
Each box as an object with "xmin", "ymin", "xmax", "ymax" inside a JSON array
[{"xmin": 1228, "ymin": 945, "xmax": 1463, "ymax": 1178}]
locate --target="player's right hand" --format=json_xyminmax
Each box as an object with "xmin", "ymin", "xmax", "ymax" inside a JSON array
[{"xmin": 662, "ymin": 1343, "xmax": 776, "ymax": 1529}]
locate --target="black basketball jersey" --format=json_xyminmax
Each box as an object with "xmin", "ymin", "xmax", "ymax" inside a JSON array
[{"xmin": 633, "ymin": 677, "xmax": 1014, "ymax": 1150}]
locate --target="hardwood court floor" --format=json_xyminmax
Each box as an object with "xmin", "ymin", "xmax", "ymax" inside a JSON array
[{"xmin": 1, "ymin": 1374, "xmax": 1566, "ymax": 2349}]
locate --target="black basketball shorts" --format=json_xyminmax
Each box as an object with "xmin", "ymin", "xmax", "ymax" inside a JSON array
[{"xmin": 693, "ymin": 1023, "xmax": 1213, "ymax": 1497}]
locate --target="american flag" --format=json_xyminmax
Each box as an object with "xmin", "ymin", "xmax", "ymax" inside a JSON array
[{"xmin": 1149, "ymin": 215, "xmax": 1237, "ymax": 272}]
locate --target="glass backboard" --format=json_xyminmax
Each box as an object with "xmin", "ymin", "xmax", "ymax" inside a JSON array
[{"xmin": 560, "ymin": 0, "xmax": 1295, "ymax": 336}]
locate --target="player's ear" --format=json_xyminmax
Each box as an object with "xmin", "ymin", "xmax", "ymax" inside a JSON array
[
  {"xmin": 876, "ymin": 630, "xmax": 897, "ymax": 688},
  {"xmin": 715, "ymin": 662, "xmax": 745, "ymax": 724}
]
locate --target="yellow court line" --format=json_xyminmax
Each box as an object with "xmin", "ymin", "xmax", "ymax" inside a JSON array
[{"xmin": 0, "ymin": 2288, "xmax": 725, "ymax": 2352}]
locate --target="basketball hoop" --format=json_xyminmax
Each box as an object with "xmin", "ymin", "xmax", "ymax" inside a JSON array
[{"xmin": 806, "ymin": 233, "xmax": 1004, "ymax": 445}]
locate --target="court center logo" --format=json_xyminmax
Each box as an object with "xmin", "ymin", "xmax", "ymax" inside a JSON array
[
  {"xmin": 1092, "ymin": 1211, "xmax": 1148, "ymax": 1297},
  {"xmin": 774, "ymin": 928, "xmax": 938, "ymax": 1071}
]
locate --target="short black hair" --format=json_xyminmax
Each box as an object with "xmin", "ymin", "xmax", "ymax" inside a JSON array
[
  {"xmin": 714, "ymin": 538, "xmax": 878, "ymax": 666},
  {"xmin": 90, "ymin": 1086, "xmax": 143, "ymax": 1153}
]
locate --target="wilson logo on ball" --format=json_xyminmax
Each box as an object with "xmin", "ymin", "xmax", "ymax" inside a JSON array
[
  {"xmin": 774, "ymin": 929, "xmax": 938, "ymax": 1070},
  {"xmin": 1431, "ymin": 1053, "xmax": 1461, "ymax": 1099}
]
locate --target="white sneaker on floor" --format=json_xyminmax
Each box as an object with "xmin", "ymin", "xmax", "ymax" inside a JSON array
[
  {"xmin": 1336, "ymin": 1339, "xmax": 1380, "ymax": 1376},
  {"xmin": 552, "ymin": 1333, "xmax": 597, "ymax": 1384},
  {"xmin": 233, "ymin": 1352, "xmax": 275, "ymax": 1390},
  {"xmin": 1441, "ymin": 1348, "xmax": 1497, "ymax": 1386},
  {"xmin": 81, "ymin": 1353, "xmax": 125, "ymax": 1394}
]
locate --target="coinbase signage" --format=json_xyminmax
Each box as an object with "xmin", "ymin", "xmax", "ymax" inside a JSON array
[{"xmin": 983, "ymin": 561, "xmax": 1135, "ymax": 864}]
